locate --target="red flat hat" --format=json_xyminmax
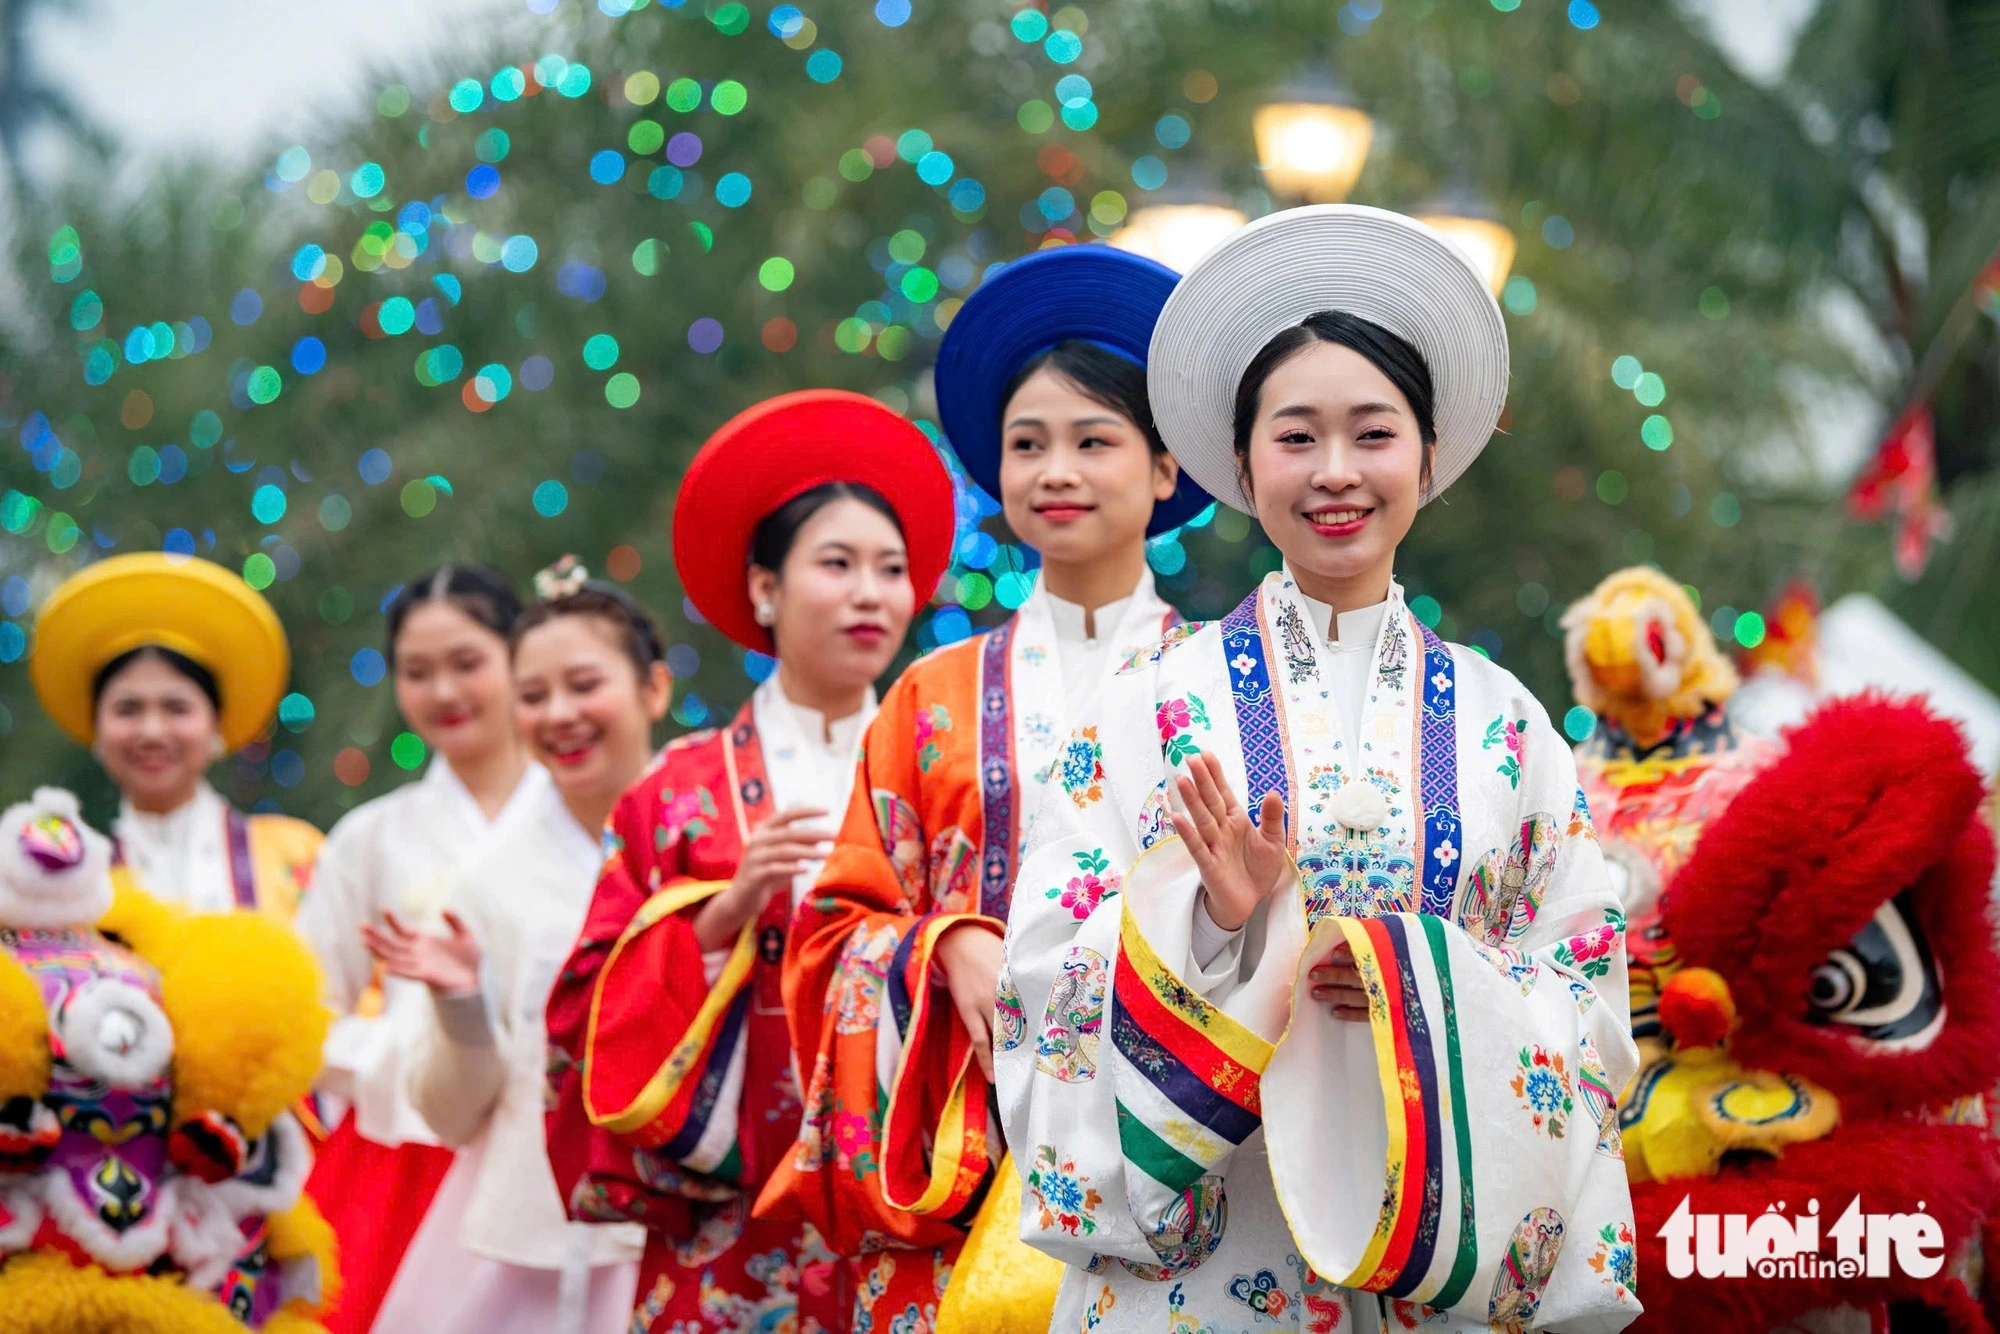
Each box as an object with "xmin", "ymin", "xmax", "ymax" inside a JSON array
[{"xmin": 674, "ymin": 389, "xmax": 956, "ymax": 652}]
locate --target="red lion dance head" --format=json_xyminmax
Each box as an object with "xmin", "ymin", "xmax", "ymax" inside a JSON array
[{"xmin": 1625, "ymin": 695, "xmax": 2000, "ymax": 1331}]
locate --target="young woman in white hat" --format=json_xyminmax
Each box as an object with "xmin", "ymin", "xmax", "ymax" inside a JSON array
[{"xmin": 995, "ymin": 206, "xmax": 1639, "ymax": 1333}]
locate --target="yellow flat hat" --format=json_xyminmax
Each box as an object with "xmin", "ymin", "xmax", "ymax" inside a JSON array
[{"xmin": 30, "ymin": 553, "xmax": 289, "ymax": 753}]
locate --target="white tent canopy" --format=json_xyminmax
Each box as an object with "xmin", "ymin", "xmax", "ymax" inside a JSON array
[{"xmin": 1731, "ymin": 594, "xmax": 2000, "ymax": 775}]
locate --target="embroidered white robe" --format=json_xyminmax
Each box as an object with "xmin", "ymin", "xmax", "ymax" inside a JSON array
[{"xmin": 996, "ymin": 571, "xmax": 1639, "ymax": 1334}]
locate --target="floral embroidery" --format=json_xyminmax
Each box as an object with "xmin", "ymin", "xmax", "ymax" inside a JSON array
[
  {"xmin": 1226, "ymin": 1268, "xmax": 1293, "ymax": 1321},
  {"xmin": 1553, "ymin": 922, "xmax": 1620, "ymax": 980},
  {"xmin": 1059, "ymin": 728, "xmax": 1106, "ymax": 808},
  {"xmin": 1047, "ymin": 847, "xmax": 1120, "ymax": 921},
  {"xmin": 832, "ymin": 1103, "xmax": 882, "ymax": 1182},
  {"xmin": 1511, "ymin": 1045, "xmax": 1574, "ymax": 1138},
  {"xmin": 1433, "ymin": 839, "xmax": 1457, "ymax": 869},
  {"xmin": 994, "ymin": 966, "xmax": 1027, "ymax": 1052},
  {"xmin": 1026, "ymin": 1143, "xmax": 1103, "ymax": 1235},
  {"xmin": 1482, "ymin": 715, "xmax": 1529, "ymax": 789},
  {"xmin": 1022, "ymin": 645, "xmax": 1048, "ymax": 667},
  {"xmin": 1149, "ymin": 969, "xmax": 1210, "ymax": 1027},
  {"xmin": 831, "ymin": 924, "xmax": 899, "ymax": 1034},
  {"xmin": 1588, "ymin": 1221, "xmax": 1639, "ymax": 1303},
  {"xmin": 1277, "ymin": 602, "xmax": 1316, "ymax": 685},
  {"xmin": 914, "ymin": 705, "xmax": 953, "ymax": 773},
  {"xmin": 1156, "ymin": 693, "xmax": 1213, "ymax": 766},
  {"xmin": 657, "ymin": 785, "xmax": 718, "ymax": 846},
  {"xmin": 1377, "ymin": 613, "xmax": 1409, "ymax": 692},
  {"xmin": 1036, "ymin": 946, "xmax": 1107, "ymax": 1082}
]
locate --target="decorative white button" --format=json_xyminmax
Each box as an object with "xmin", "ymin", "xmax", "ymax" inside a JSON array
[{"xmin": 1328, "ymin": 781, "xmax": 1388, "ymax": 833}]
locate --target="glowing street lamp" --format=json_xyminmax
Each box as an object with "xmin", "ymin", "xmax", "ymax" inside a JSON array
[
  {"xmin": 1253, "ymin": 72, "xmax": 1375, "ymax": 204},
  {"xmin": 1415, "ymin": 189, "xmax": 1516, "ymax": 296},
  {"xmin": 1111, "ymin": 202, "xmax": 1249, "ymax": 274}
]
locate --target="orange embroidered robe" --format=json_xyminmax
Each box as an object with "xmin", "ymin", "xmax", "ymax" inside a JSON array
[{"xmin": 763, "ymin": 580, "xmax": 1179, "ymax": 1332}]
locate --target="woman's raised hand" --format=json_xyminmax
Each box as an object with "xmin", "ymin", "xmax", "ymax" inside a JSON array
[
  {"xmin": 361, "ymin": 909, "xmax": 483, "ymax": 995},
  {"xmin": 693, "ymin": 806, "xmax": 832, "ymax": 951},
  {"xmin": 1171, "ymin": 750, "xmax": 1290, "ymax": 932}
]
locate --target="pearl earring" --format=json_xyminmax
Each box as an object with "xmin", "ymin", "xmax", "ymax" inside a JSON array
[{"xmin": 755, "ymin": 602, "xmax": 776, "ymax": 627}]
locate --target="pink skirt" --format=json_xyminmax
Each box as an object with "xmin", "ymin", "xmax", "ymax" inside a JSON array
[{"xmin": 371, "ymin": 1151, "xmax": 638, "ymax": 1334}]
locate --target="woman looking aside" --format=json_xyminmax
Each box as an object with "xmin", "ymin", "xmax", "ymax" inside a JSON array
[{"xmin": 543, "ymin": 391, "xmax": 952, "ymax": 1334}]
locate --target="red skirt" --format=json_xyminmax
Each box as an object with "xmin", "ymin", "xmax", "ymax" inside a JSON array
[{"xmin": 307, "ymin": 1116, "xmax": 456, "ymax": 1334}]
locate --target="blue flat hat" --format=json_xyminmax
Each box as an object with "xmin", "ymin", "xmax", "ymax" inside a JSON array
[{"xmin": 935, "ymin": 245, "xmax": 1211, "ymax": 536}]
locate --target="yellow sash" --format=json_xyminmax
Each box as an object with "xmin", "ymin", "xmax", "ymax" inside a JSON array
[{"xmin": 935, "ymin": 1152, "xmax": 1066, "ymax": 1334}]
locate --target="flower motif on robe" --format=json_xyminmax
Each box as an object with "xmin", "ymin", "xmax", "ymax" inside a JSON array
[
  {"xmin": 1026, "ymin": 1143, "xmax": 1103, "ymax": 1236},
  {"xmin": 1567, "ymin": 786, "xmax": 1598, "ymax": 842},
  {"xmin": 913, "ymin": 704, "xmax": 952, "ymax": 773},
  {"xmin": 1489, "ymin": 1207, "xmax": 1566, "ymax": 1334},
  {"xmin": 1511, "ymin": 1045, "xmax": 1574, "ymax": 1138},
  {"xmin": 1047, "ymin": 846, "xmax": 1120, "ymax": 921},
  {"xmin": 1553, "ymin": 920, "xmax": 1621, "ymax": 981},
  {"xmin": 1035, "ymin": 945, "xmax": 1107, "ymax": 1082},
  {"xmin": 1167, "ymin": 1282, "xmax": 1227, "ymax": 1334},
  {"xmin": 830, "ymin": 924, "xmax": 899, "ymax": 1034},
  {"xmin": 832, "ymin": 1106, "xmax": 879, "ymax": 1181},
  {"xmin": 1470, "ymin": 940, "xmax": 1540, "ymax": 995},
  {"xmin": 1156, "ymin": 693, "xmax": 1212, "ymax": 767},
  {"xmin": 1587, "ymin": 1220, "xmax": 1639, "ymax": 1304},
  {"xmin": 1081, "ymin": 1283, "xmax": 1118, "ymax": 1331},
  {"xmin": 655, "ymin": 784, "xmax": 718, "ymax": 849},
  {"xmin": 1059, "ymin": 728, "xmax": 1106, "ymax": 808},
  {"xmin": 994, "ymin": 964, "xmax": 1027, "ymax": 1052},
  {"xmin": 1482, "ymin": 714, "xmax": 1530, "ymax": 789}
]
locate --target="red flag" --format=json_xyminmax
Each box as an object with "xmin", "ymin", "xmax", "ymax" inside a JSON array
[
  {"xmin": 1847, "ymin": 405, "xmax": 1933, "ymax": 521},
  {"xmin": 1849, "ymin": 405, "xmax": 1948, "ymax": 578}
]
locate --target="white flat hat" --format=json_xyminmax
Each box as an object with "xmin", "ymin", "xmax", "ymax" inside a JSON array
[{"xmin": 1146, "ymin": 204, "xmax": 1510, "ymax": 512}]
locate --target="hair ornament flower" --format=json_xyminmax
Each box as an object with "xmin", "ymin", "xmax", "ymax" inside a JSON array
[{"xmin": 533, "ymin": 554, "xmax": 590, "ymax": 602}]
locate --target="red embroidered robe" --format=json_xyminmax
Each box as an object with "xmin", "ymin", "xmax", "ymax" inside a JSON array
[{"xmin": 545, "ymin": 702, "xmax": 836, "ymax": 1333}]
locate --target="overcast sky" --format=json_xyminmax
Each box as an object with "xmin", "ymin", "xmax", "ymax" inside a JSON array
[{"xmin": 28, "ymin": 0, "xmax": 1821, "ymax": 169}]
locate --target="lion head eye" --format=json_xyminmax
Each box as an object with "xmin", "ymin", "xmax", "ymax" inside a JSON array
[{"xmin": 1805, "ymin": 894, "xmax": 1943, "ymax": 1047}]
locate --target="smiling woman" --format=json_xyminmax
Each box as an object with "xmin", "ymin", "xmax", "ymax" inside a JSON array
[
  {"xmin": 996, "ymin": 206, "xmax": 1640, "ymax": 1333},
  {"xmin": 359, "ymin": 563, "xmax": 671, "ymax": 1334}
]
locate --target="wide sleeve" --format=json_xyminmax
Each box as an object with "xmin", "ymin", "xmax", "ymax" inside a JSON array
[
  {"xmin": 760, "ymin": 667, "xmax": 1004, "ymax": 1257},
  {"xmin": 404, "ymin": 857, "xmax": 510, "ymax": 1149},
  {"xmin": 1261, "ymin": 692, "xmax": 1640, "ymax": 1330},
  {"xmin": 544, "ymin": 779, "xmax": 719, "ymax": 1236},
  {"xmin": 996, "ymin": 660, "xmax": 1273, "ymax": 1273}
]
